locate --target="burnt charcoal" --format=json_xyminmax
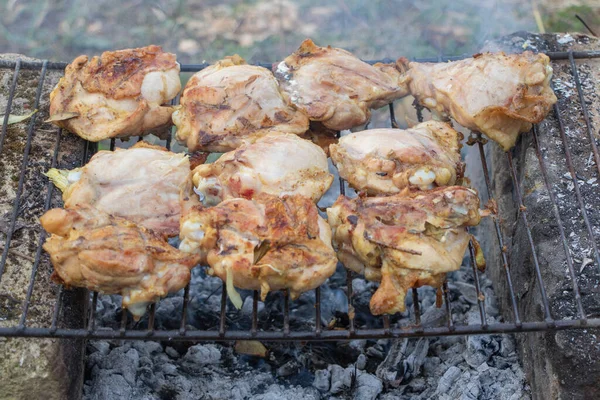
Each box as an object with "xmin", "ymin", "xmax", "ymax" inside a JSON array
[
  {"xmin": 312, "ymin": 368, "xmax": 331, "ymax": 392},
  {"xmin": 436, "ymin": 365, "xmax": 461, "ymax": 394}
]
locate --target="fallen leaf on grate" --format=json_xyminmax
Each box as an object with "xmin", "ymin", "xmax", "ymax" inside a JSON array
[
  {"xmin": 2, "ymin": 109, "xmax": 37, "ymax": 125},
  {"xmin": 234, "ymin": 340, "xmax": 268, "ymax": 357},
  {"xmin": 45, "ymin": 112, "xmax": 79, "ymax": 123}
]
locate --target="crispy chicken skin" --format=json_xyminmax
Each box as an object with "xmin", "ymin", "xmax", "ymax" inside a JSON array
[
  {"xmin": 400, "ymin": 51, "xmax": 557, "ymax": 150},
  {"xmin": 178, "ymin": 193, "xmax": 337, "ymax": 304},
  {"xmin": 330, "ymin": 121, "xmax": 463, "ymax": 195},
  {"xmin": 274, "ymin": 39, "xmax": 407, "ymax": 131},
  {"xmin": 41, "ymin": 207, "xmax": 200, "ymax": 319},
  {"xmin": 49, "ymin": 45, "xmax": 181, "ymax": 141},
  {"xmin": 327, "ymin": 186, "xmax": 481, "ymax": 315},
  {"xmin": 45, "ymin": 142, "xmax": 190, "ymax": 237},
  {"xmin": 192, "ymin": 134, "xmax": 333, "ymax": 205},
  {"xmin": 174, "ymin": 55, "xmax": 309, "ymax": 152}
]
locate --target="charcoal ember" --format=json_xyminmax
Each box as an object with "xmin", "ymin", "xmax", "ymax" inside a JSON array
[
  {"xmin": 165, "ymin": 346, "xmax": 180, "ymax": 359},
  {"xmin": 182, "ymin": 344, "xmax": 221, "ymax": 368},
  {"xmin": 436, "ymin": 365, "xmax": 461, "ymax": 394},
  {"xmin": 277, "ymin": 359, "xmax": 301, "ymax": 377},
  {"xmin": 356, "ymin": 353, "xmax": 367, "ymax": 370},
  {"xmin": 355, "ymin": 371, "xmax": 383, "ymax": 400},
  {"xmin": 376, "ymin": 338, "xmax": 430, "ymax": 386},
  {"xmin": 312, "ymin": 368, "xmax": 331, "ymax": 392}
]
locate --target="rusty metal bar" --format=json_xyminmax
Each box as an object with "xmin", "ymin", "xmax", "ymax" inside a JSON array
[
  {"xmin": 506, "ymin": 151, "xmax": 553, "ymax": 323},
  {"xmin": 532, "ymin": 125, "xmax": 586, "ymax": 320}
]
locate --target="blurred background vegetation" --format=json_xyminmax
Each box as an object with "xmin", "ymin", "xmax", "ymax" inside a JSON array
[{"xmin": 1, "ymin": 0, "xmax": 598, "ymax": 63}]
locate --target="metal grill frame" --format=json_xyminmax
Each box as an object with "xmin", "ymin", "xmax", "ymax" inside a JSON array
[{"xmin": 0, "ymin": 50, "xmax": 600, "ymax": 341}]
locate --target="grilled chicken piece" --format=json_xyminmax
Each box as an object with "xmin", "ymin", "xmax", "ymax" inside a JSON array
[
  {"xmin": 41, "ymin": 207, "xmax": 200, "ymax": 319},
  {"xmin": 274, "ymin": 39, "xmax": 407, "ymax": 131},
  {"xmin": 192, "ymin": 134, "xmax": 333, "ymax": 205},
  {"xmin": 174, "ymin": 55, "xmax": 309, "ymax": 152},
  {"xmin": 49, "ymin": 45, "xmax": 181, "ymax": 141},
  {"xmin": 327, "ymin": 186, "xmax": 482, "ymax": 315},
  {"xmin": 400, "ymin": 51, "xmax": 557, "ymax": 150},
  {"xmin": 45, "ymin": 142, "xmax": 190, "ymax": 237},
  {"xmin": 178, "ymin": 193, "xmax": 337, "ymax": 307},
  {"xmin": 330, "ymin": 121, "xmax": 463, "ymax": 195}
]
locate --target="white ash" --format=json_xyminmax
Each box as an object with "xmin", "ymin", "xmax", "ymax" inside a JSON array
[{"xmin": 84, "ymin": 259, "xmax": 530, "ymax": 399}]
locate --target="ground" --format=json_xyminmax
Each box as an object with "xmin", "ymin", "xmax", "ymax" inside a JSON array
[{"xmin": 1, "ymin": 0, "xmax": 598, "ymax": 63}]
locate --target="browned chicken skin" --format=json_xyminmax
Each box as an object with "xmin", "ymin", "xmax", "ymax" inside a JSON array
[
  {"xmin": 49, "ymin": 45, "xmax": 181, "ymax": 141},
  {"xmin": 45, "ymin": 142, "xmax": 190, "ymax": 238},
  {"xmin": 178, "ymin": 193, "xmax": 337, "ymax": 307},
  {"xmin": 330, "ymin": 121, "xmax": 464, "ymax": 195},
  {"xmin": 400, "ymin": 51, "xmax": 557, "ymax": 150},
  {"xmin": 41, "ymin": 207, "xmax": 200, "ymax": 319},
  {"xmin": 274, "ymin": 39, "xmax": 407, "ymax": 131},
  {"xmin": 174, "ymin": 55, "xmax": 309, "ymax": 152},
  {"xmin": 327, "ymin": 186, "xmax": 482, "ymax": 315}
]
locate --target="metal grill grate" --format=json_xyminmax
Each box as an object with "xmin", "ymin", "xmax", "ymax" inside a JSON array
[{"xmin": 0, "ymin": 50, "xmax": 600, "ymax": 341}]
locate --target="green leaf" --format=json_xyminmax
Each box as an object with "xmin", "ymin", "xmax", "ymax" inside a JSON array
[{"xmin": 2, "ymin": 109, "xmax": 38, "ymax": 125}]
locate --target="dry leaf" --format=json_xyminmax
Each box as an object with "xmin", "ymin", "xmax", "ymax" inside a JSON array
[
  {"xmin": 45, "ymin": 112, "xmax": 79, "ymax": 123},
  {"xmin": 234, "ymin": 340, "xmax": 268, "ymax": 357},
  {"xmin": 2, "ymin": 109, "xmax": 37, "ymax": 125}
]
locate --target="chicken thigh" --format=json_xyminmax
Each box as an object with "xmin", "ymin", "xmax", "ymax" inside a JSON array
[
  {"xmin": 174, "ymin": 55, "xmax": 309, "ymax": 152},
  {"xmin": 178, "ymin": 193, "xmax": 337, "ymax": 307},
  {"xmin": 41, "ymin": 207, "xmax": 200, "ymax": 319},
  {"xmin": 49, "ymin": 45, "xmax": 181, "ymax": 141},
  {"xmin": 400, "ymin": 51, "xmax": 557, "ymax": 150},
  {"xmin": 45, "ymin": 142, "xmax": 190, "ymax": 237},
  {"xmin": 192, "ymin": 133, "xmax": 333, "ymax": 205},
  {"xmin": 274, "ymin": 39, "xmax": 407, "ymax": 131},
  {"xmin": 327, "ymin": 186, "xmax": 482, "ymax": 315},
  {"xmin": 330, "ymin": 121, "xmax": 463, "ymax": 195}
]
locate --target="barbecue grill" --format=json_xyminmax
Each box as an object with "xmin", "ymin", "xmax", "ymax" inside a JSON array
[{"xmin": 1, "ymin": 47, "xmax": 600, "ymax": 343}]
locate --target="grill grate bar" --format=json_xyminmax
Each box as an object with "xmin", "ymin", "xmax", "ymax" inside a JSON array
[
  {"xmin": 0, "ymin": 61, "xmax": 47, "ymax": 285},
  {"xmin": 476, "ymin": 140, "xmax": 522, "ymax": 325},
  {"xmin": 443, "ymin": 281, "xmax": 455, "ymax": 330},
  {"xmin": 412, "ymin": 288, "xmax": 421, "ymax": 327},
  {"xmin": 18, "ymin": 123, "xmax": 61, "ymax": 327},
  {"xmin": 283, "ymin": 290, "xmax": 290, "ymax": 336},
  {"xmin": 49, "ymin": 286, "xmax": 63, "ymax": 333},
  {"xmin": 87, "ymin": 292, "xmax": 98, "ymax": 332},
  {"xmin": 568, "ymin": 51, "xmax": 600, "ymax": 179},
  {"xmin": 219, "ymin": 283, "xmax": 227, "ymax": 337},
  {"xmin": 506, "ymin": 151, "xmax": 554, "ymax": 323},
  {"xmin": 315, "ymin": 287, "xmax": 322, "ymax": 335},
  {"xmin": 552, "ymin": 102, "xmax": 600, "ymax": 275},
  {"xmin": 179, "ymin": 283, "xmax": 191, "ymax": 335},
  {"xmin": 2, "ymin": 48, "xmax": 600, "ymax": 341},
  {"xmin": 468, "ymin": 237, "xmax": 488, "ymax": 327},
  {"xmin": 346, "ymin": 269, "xmax": 355, "ymax": 335},
  {"xmin": 251, "ymin": 290, "xmax": 259, "ymax": 336},
  {"xmin": 147, "ymin": 302, "xmax": 156, "ymax": 335},
  {"xmin": 532, "ymin": 125, "xmax": 587, "ymax": 320},
  {"xmin": 0, "ymin": 59, "xmax": 21, "ymax": 155}
]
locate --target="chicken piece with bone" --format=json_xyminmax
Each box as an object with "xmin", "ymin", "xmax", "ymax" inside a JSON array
[
  {"xmin": 45, "ymin": 142, "xmax": 190, "ymax": 238},
  {"xmin": 192, "ymin": 133, "xmax": 333, "ymax": 206},
  {"xmin": 330, "ymin": 121, "xmax": 463, "ymax": 195},
  {"xmin": 49, "ymin": 45, "xmax": 181, "ymax": 141},
  {"xmin": 174, "ymin": 55, "xmax": 309, "ymax": 152},
  {"xmin": 274, "ymin": 39, "xmax": 407, "ymax": 131},
  {"xmin": 399, "ymin": 51, "xmax": 557, "ymax": 150},
  {"xmin": 41, "ymin": 207, "xmax": 200, "ymax": 319},
  {"xmin": 178, "ymin": 193, "xmax": 337, "ymax": 308},
  {"xmin": 327, "ymin": 186, "xmax": 483, "ymax": 315}
]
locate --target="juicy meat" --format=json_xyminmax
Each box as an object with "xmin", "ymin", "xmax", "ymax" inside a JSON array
[
  {"xmin": 274, "ymin": 39, "xmax": 407, "ymax": 131},
  {"xmin": 330, "ymin": 121, "xmax": 463, "ymax": 195},
  {"xmin": 192, "ymin": 134, "xmax": 333, "ymax": 205},
  {"xmin": 49, "ymin": 45, "xmax": 181, "ymax": 141},
  {"xmin": 401, "ymin": 51, "xmax": 557, "ymax": 150},
  {"xmin": 45, "ymin": 142, "xmax": 190, "ymax": 237},
  {"xmin": 327, "ymin": 186, "xmax": 482, "ymax": 315},
  {"xmin": 178, "ymin": 194, "xmax": 337, "ymax": 305},
  {"xmin": 41, "ymin": 207, "xmax": 199, "ymax": 319},
  {"xmin": 174, "ymin": 55, "xmax": 309, "ymax": 152}
]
